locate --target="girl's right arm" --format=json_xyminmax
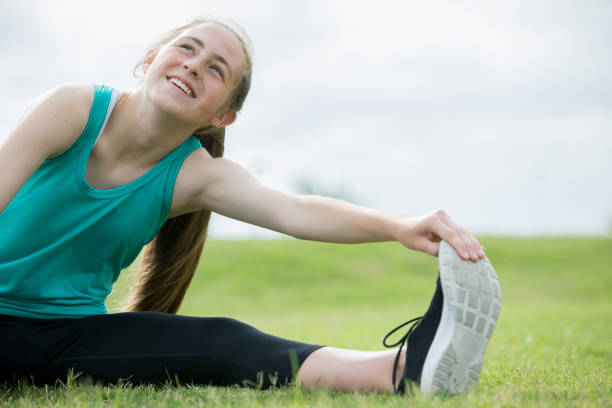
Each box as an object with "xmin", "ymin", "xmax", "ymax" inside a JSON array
[{"xmin": 0, "ymin": 83, "xmax": 93, "ymax": 215}]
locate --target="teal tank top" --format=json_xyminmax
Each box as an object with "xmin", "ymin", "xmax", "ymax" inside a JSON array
[{"xmin": 0, "ymin": 84, "xmax": 202, "ymax": 318}]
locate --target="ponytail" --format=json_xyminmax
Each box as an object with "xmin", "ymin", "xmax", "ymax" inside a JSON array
[
  {"xmin": 125, "ymin": 16, "xmax": 253, "ymax": 313},
  {"xmin": 126, "ymin": 127, "xmax": 225, "ymax": 313}
]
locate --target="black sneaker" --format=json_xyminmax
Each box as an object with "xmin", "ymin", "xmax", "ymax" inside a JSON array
[
  {"xmin": 383, "ymin": 276, "xmax": 443, "ymax": 394},
  {"xmin": 383, "ymin": 240, "xmax": 501, "ymax": 394}
]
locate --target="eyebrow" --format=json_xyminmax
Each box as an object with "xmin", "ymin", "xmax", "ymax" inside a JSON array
[{"xmin": 183, "ymin": 36, "xmax": 234, "ymax": 79}]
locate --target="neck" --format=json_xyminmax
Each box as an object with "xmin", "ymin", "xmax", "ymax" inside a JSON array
[{"xmin": 101, "ymin": 87, "xmax": 201, "ymax": 169}]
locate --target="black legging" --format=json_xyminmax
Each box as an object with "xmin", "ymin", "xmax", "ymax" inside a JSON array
[{"xmin": 0, "ymin": 312, "xmax": 323, "ymax": 388}]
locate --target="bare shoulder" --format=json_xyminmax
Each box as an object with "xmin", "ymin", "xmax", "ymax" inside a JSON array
[
  {"xmin": 1, "ymin": 82, "xmax": 94, "ymax": 160},
  {"xmin": 0, "ymin": 83, "xmax": 94, "ymax": 213},
  {"xmin": 170, "ymin": 147, "xmax": 214, "ymax": 217},
  {"xmin": 36, "ymin": 82, "xmax": 94, "ymax": 108},
  {"xmin": 169, "ymin": 147, "xmax": 255, "ymax": 218},
  {"xmin": 26, "ymin": 83, "xmax": 94, "ymax": 158}
]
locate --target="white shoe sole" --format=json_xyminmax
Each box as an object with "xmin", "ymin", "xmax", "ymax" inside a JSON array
[{"xmin": 419, "ymin": 241, "xmax": 501, "ymax": 394}]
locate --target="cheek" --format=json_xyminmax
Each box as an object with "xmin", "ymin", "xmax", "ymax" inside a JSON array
[{"xmin": 207, "ymin": 82, "xmax": 232, "ymax": 107}]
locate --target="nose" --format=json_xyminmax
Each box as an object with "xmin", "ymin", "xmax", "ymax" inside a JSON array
[{"xmin": 183, "ymin": 60, "xmax": 200, "ymax": 79}]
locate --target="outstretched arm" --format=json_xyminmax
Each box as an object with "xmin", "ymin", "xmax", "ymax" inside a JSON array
[
  {"xmin": 286, "ymin": 198, "xmax": 485, "ymax": 261},
  {"xmin": 180, "ymin": 154, "xmax": 485, "ymax": 261}
]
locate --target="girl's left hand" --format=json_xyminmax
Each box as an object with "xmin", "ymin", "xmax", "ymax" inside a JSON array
[{"xmin": 393, "ymin": 210, "xmax": 486, "ymax": 262}]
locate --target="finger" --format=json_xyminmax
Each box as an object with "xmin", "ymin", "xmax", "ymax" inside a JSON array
[
  {"xmin": 431, "ymin": 217, "xmax": 471, "ymax": 260},
  {"xmin": 466, "ymin": 234, "xmax": 486, "ymax": 259},
  {"xmin": 437, "ymin": 211, "xmax": 484, "ymax": 260},
  {"xmin": 419, "ymin": 238, "xmax": 440, "ymax": 258},
  {"xmin": 455, "ymin": 227, "xmax": 485, "ymax": 258},
  {"xmin": 460, "ymin": 233, "xmax": 480, "ymax": 262}
]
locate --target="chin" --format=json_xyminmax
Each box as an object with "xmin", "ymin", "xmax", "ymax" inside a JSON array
[{"xmin": 148, "ymin": 86, "xmax": 188, "ymax": 116}]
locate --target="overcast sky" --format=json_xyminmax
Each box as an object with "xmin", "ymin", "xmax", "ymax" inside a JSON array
[{"xmin": 1, "ymin": 0, "xmax": 611, "ymax": 238}]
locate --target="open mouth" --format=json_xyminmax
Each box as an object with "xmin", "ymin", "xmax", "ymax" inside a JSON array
[{"xmin": 167, "ymin": 76, "xmax": 195, "ymax": 97}]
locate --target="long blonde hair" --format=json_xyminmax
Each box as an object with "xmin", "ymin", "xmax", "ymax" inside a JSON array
[{"xmin": 126, "ymin": 17, "xmax": 253, "ymax": 313}]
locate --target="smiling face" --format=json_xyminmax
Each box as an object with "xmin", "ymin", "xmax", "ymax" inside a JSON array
[{"xmin": 142, "ymin": 22, "xmax": 247, "ymax": 129}]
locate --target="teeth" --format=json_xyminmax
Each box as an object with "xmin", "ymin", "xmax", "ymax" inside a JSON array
[{"xmin": 168, "ymin": 77, "xmax": 192, "ymax": 96}]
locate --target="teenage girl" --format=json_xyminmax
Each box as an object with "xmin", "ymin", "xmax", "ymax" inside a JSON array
[{"xmin": 0, "ymin": 17, "xmax": 500, "ymax": 394}]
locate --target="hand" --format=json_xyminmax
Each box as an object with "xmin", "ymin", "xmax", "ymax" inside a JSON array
[{"xmin": 394, "ymin": 210, "xmax": 485, "ymax": 262}]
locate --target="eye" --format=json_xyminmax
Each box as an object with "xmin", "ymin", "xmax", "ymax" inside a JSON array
[
  {"xmin": 179, "ymin": 44, "xmax": 195, "ymax": 54},
  {"xmin": 210, "ymin": 65, "xmax": 225, "ymax": 79}
]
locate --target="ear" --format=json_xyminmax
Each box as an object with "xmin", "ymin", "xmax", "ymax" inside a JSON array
[
  {"xmin": 210, "ymin": 109, "xmax": 237, "ymax": 128},
  {"xmin": 142, "ymin": 49, "xmax": 157, "ymax": 74}
]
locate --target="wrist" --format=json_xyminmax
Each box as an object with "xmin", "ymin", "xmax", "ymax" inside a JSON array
[{"xmin": 384, "ymin": 214, "xmax": 408, "ymax": 242}]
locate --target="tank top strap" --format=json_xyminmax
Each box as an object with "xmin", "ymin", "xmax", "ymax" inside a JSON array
[
  {"xmin": 157, "ymin": 135, "xmax": 202, "ymax": 225},
  {"xmin": 59, "ymin": 84, "xmax": 114, "ymax": 160},
  {"xmin": 83, "ymin": 84, "xmax": 114, "ymax": 145}
]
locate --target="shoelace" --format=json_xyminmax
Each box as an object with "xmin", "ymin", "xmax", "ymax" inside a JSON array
[{"xmin": 382, "ymin": 316, "xmax": 423, "ymax": 393}]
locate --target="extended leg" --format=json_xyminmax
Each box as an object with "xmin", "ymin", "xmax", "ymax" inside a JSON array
[
  {"xmin": 26, "ymin": 313, "xmax": 322, "ymax": 388},
  {"xmin": 297, "ymin": 240, "xmax": 501, "ymax": 396}
]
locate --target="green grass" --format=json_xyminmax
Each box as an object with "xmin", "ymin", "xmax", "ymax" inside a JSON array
[{"xmin": 2, "ymin": 237, "xmax": 611, "ymax": 407}]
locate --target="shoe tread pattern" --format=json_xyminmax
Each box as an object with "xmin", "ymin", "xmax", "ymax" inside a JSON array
[{"xmin": 432, "ymin": 241, "xmax": 501, "ymax": 394}]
